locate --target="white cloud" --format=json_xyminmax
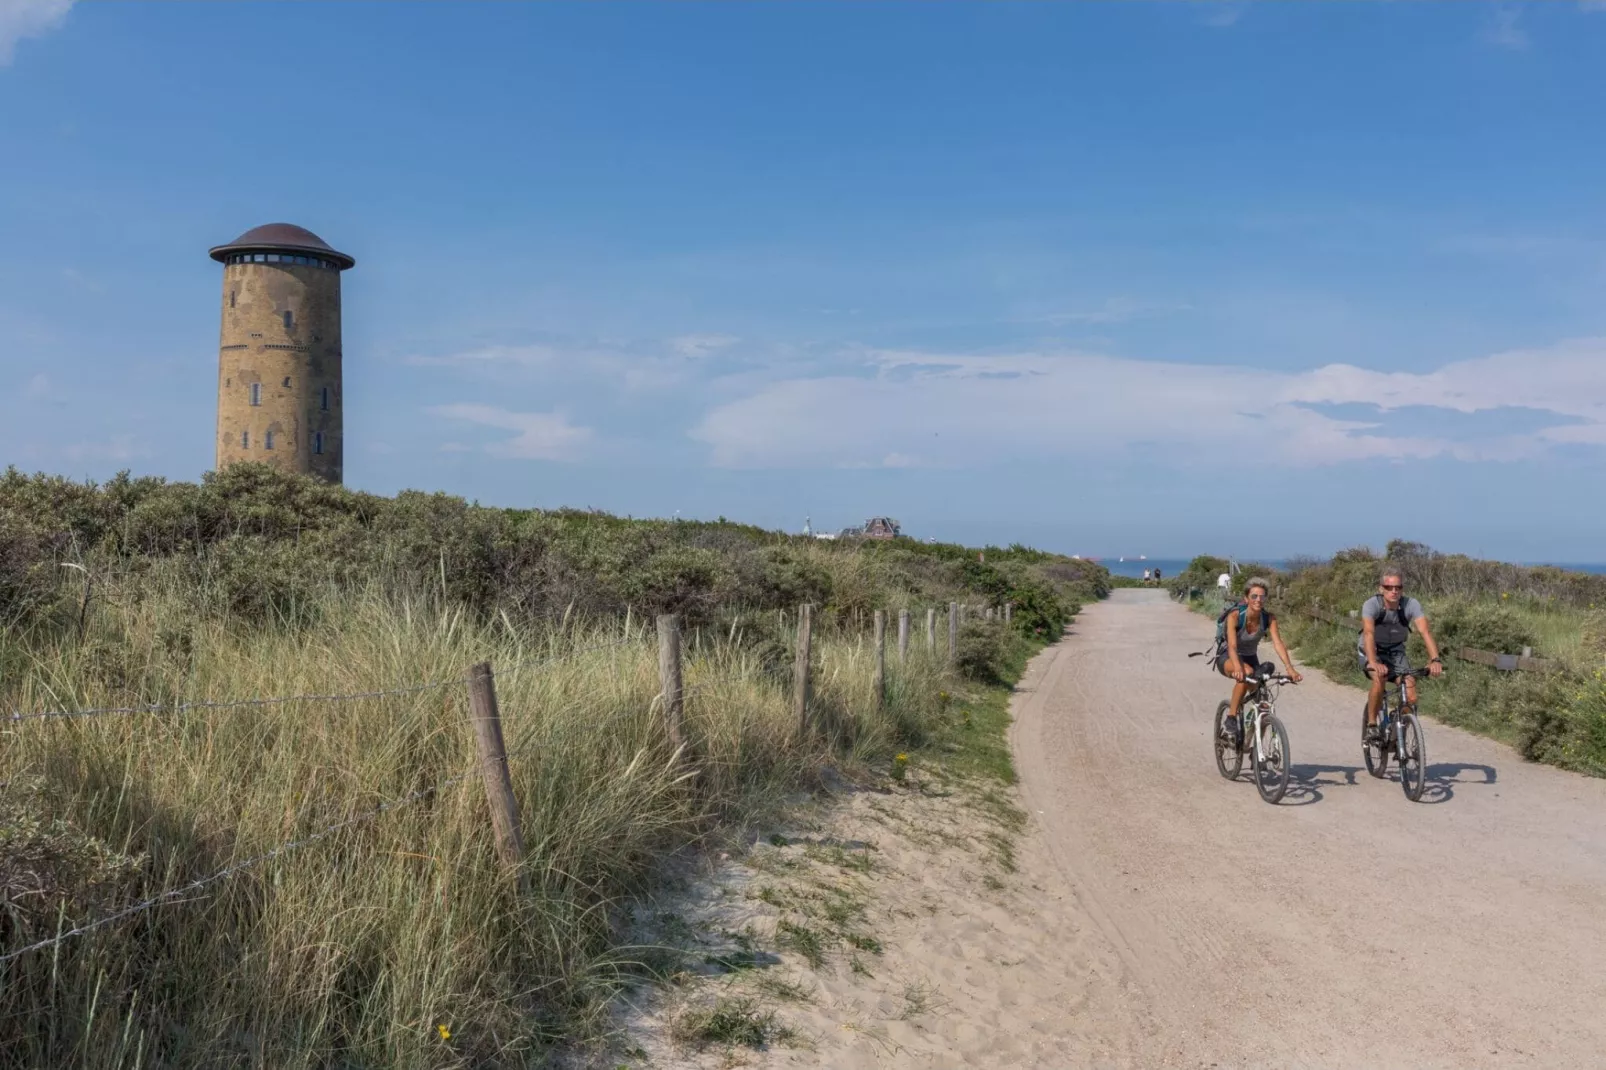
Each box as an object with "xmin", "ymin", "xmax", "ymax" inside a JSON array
[
  {"xmin": 429, "ymin": 403, "xmax": 593, "ymax": 461},
  {"xmin": 670, "ymin": 333, "xmax": 739, "ymax": 358},
  {"xmin": 689, "ymin": 338, "xmax": 1606, "ymax": 470},
  {"xmin": 0, "ymin": 0, "xmax": 73, "ymax": 65},
  {"xmin": 23, "ymin": 372, "xmax": 50, "ymax": 399},
  {"xmin": 1482, "ymin": 6, "xmax": 1530, "ymax": 50}
]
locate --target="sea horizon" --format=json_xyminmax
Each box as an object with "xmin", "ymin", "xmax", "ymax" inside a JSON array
[{"xmin": 1093, "ymin": 556, "xmax": 1606, "ymax": 580}]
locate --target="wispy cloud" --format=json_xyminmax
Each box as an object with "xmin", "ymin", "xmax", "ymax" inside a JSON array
[
  {"xmin": 23, "ymin": 373, "xmax": 50, "ymax": 399},
  {"xmin": 1482, "ymin": 5, "xmax": 1530, "ymax": 50},
  {"xmin": 428, "ymin": 403, "xmax": 593, "ymax": 461},
  {"xmin": 1200, "ymin": 2, "xmax": 1248, "ymax": 29},
  {"xmin": 670, "ymin": 333, "xmax": 739, "ymax": 358},
  {"xmin": 689, "ymin": 338, "xmax": 1606, "ymax": 470},
  {"xmin": 0, "ymin": 0, "xmax": 73, "ymax": 65},
  {"xmin": 1020, "ymin": 298, "xmax": 1191, "ymax": 327},
  {"xmin": 407, "ymin": 332, "xmax": 751, "ymax": 392},
  {"xmin": 62, "ymin": 435, "xmax": 144, "ymax": 463}
]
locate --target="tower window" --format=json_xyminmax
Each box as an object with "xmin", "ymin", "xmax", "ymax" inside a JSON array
[
  {"xmin": 253, "ymin": 253, "xmax": 265, "ymax": 263},
  {"xmin": 249, "ymin": 382, "xmax": 261, "ymax": 406},
  {"xmin": 230, "ymin": 290, "xmax": 236, "ymax": 308},
  {"xmin": 312, "ymin": 431, "xmax": 324, "ymax": 455},
  {"xmin": 265, "ymin": 430, "xmax": 276, "ymax": 450},
  {"xmin": 283, "ymin": 310, "xmax": 294, "ymax": 331},
  {"xmin": 241, "ymin": 430, "xmax": 249, "ymax": 449},
  {"xmin": 320, "ymin": 386, "xmax": 329, "ymax": 411},
  {"xmin": 282, "ymin": 376, "xmax": 291, "ymax": 388}
]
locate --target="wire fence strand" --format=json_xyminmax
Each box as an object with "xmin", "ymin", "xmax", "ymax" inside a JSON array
[
  {"xmin": 7, "ymin": 638, "xmax": 645, "ymax": 726},
  {"xmin": 0, "ymin": 766, "xmax": 483, "ymax": 967}
]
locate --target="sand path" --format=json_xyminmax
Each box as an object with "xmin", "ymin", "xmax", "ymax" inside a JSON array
[
  {"xmin": 625, "ymin": 590, "xmax": 1606, "ymax": 1068},
  {"xmin": 1010, "ymin": 589, "xmax": 1606, "ymax": 1068}
]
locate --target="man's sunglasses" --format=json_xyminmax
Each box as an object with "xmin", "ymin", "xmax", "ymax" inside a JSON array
[{"xmin": 1381, "ymin": 583, "xmax": 1403, "ymax": 591}]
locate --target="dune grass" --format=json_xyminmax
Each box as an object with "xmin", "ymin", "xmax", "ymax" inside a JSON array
[{"xmin": 0, "ymin": 581, "xmax": 954, "ymax": 1068}]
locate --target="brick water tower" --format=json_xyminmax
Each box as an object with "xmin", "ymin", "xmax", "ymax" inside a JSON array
[{"xmin": 209, "ymin": 223, "xmax": 354, "ymax": 483}]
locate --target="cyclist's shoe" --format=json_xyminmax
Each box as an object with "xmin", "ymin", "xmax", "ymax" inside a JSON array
[
  {"xmin": 1363, "ymin": 722, "xmax": 1383, "ymax": 745},
  {"xmin": 1222, "ymin": 715, "xmax": 1242, "ymax": 748}
]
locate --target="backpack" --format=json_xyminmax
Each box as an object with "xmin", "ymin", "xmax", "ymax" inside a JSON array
[
  {"xmin": 1207, "ymin": 602, "xmax": 1272, "ymax": 660},
  {"xmin": 1213, "ymin": 602, "xmax": 1249, "ymax": 653}
]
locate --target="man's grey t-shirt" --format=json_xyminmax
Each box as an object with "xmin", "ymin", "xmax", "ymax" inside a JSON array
[{"xmin": 1357, "ymin": 595, "xmax": 1423, "ymax": 652}]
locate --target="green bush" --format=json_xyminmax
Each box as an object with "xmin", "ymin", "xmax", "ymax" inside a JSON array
[
  {"xmin": 955, "ymin": 620, "xmax": 1011, "ymax": 684},
  {"xmin": 0, "ymin": 464, "xmax": 1101, "ymax": 636},
  {"xmin": 1428, "ymin": 600, "xmax": 1538, "ymax": 657}
]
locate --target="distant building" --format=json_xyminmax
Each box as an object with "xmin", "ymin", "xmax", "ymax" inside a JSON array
[{"xmin": 862, "ymin": 516, "xmax": 900, "ymax": 539}]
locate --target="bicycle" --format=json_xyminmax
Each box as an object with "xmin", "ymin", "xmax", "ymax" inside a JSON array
[
  {"xmin": 1362, "ymin": 666, "xmax": 1435, "ymax": 802},
  {"xmin": 1212, "ymin": 671, "xmax": 1294, "ymax": 804}
]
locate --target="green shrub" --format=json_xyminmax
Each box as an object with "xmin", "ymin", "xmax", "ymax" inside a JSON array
[
  {"xmin": 1428, "ymin": 600, "xmax": 1538, "ymax": 656},
  {"xmin": 955, "ymin": 621, "xmax": 1011, "ymax": 684}
]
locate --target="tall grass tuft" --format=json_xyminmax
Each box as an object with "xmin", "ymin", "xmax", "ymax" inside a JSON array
[{"xmin": 0, "ymin": 580, "xmax": 953, "ymax": 1067}]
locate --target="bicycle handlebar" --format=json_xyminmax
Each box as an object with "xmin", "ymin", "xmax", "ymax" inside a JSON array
[
  {"xmin": 1363, "ymin": 665, "xmax": 1443, "ymax": 679},
  {"xmin": 1244, "ymin": 673, "xmax": 1295, "ymax": 685}
]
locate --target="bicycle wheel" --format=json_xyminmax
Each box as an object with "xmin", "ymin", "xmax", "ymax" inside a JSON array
[
  {"xmin": 1398, "ymin": 712, "xmax": 1427, "ymax": 802},
  {"xmin": 1254, "ymin": 714, "xmax": 1291, "ymax": 804},
  {"xmin": 1214, "ymin": 700, "xmax": 1243, "ymax": 781},
  {"xmin": 1362, "ymin": 703, "xmax": 1388, "ymax": 779}
]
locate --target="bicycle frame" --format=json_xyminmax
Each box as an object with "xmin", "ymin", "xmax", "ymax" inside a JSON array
[
  {"xmin": 1375, "ymin": 668, "xmax": 1428, "ymax": 752},
  {"xmin": 1240, "ymin": 676, "xmax": 1286, "ymax": 760}
]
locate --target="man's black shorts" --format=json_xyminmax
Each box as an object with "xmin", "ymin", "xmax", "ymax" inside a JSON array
[{"xmin": 1358, "ymin": 644, "xmax": 1412, "ymax": 681}]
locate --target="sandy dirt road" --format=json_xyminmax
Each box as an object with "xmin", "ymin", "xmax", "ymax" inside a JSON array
[{"xmin": 1012, "ymin": 589, "xmax": 1606, "ymax": 1069}]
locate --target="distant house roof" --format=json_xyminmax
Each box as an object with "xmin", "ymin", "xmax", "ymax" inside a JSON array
[{"xmin": 208, "ymin": 223, "xmax": 355, "ymax": 269}]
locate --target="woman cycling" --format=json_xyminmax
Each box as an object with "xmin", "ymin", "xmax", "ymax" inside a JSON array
[{"xmin": 1217, "ymin": 577, "xmax": 1301, "ymax": 742}]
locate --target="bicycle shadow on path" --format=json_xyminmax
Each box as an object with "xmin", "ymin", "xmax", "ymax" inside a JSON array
[
  {"xmin": 1277, "ymin": 762, "xmax": 1365, "ymax": 805},
  {"xmin": 1361, "ymin": 760, "xmax": 1498, "ymax": 804}
]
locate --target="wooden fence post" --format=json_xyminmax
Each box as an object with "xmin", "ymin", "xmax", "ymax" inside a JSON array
[
  {"xmin": 1004, "ymin": 603, "xmax": 1012, "ymax": 624},
  {"xmin": 657, "ymin": 614, "xmax": 685, "ymax": 753},
  {"xmin": 793, "ymin": 603, "xmax": 814, "ymax": 735},
  {"xmin": 926, "ymin": 608, "xmax": 936, "ymax": 653},
  {"xmin": 948, "ymin": 601, "xmax": 959, "ymax": 662},
  {"xmin": 898, "ymin": 608, "xmax": 910, "ymax": 661},
  {"xmin": 873, "ymin": 610, "xmax": 887, "ymax": 712},
  {"xmin": 467, "ymin": 662, "xmax": 527, "ymax": 893}
]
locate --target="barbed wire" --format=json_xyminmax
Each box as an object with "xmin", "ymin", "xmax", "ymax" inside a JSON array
[
  {"xmin": 7, "ymin": 638, "xmax": 645, "ymax": 726},
  {"xmin": 0, "ymin": 765, "xmax": 483, "ymax": 967},
  {"xmin": 0, "ymin": 630, "xmax": 811, "ymax": 964},
  {"xmin": 8, "ymin": 677, "xmax": 463, "ymax": 726},
  {"xmin": 491, "ymin": 638, "xmax": 640, "ymax": 681}
]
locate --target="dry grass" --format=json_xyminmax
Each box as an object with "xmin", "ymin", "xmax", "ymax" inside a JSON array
[{"xmin": 0, "ymin": 582, "xmax": 950, "ymax": 1067}]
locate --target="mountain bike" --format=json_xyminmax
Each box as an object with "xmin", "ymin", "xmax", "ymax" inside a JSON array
[
  {"xmin": 1213, "ymin": 671, "xmax": 1294, "ymax": 804},
  {"xmin": 1362, "ymin": 666, "xmax": 1435, "ymax": 802}
]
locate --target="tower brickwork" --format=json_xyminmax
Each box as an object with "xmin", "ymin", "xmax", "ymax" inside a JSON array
[{"xmin": 209, "ymin": 224, "xmax": 354, "ymax": 483}]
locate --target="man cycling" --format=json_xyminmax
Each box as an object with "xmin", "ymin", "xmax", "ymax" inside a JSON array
[
  {"xmin": 1217, "ymin": 577, "xmax": 1301, "ymax": 743},
  {"xmin": 1359, "ymin": 565, "xmax": 1443, "ymax": 742}
]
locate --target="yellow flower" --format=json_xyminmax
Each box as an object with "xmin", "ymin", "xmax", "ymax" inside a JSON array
[
  {"xmin": 892, "ymin": 753, "xmax": 909, "ymax": 781},
  {"xmin": 436, "ymin": 1024, "xmax": 451, "ymax": 1041}
]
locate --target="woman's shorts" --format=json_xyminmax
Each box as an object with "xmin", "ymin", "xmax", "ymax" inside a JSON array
[{"xmin": 1216, "ymin": 652, "xmax": 1268, "ymax": 678}]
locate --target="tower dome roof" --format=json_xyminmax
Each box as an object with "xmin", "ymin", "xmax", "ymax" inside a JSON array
[{"xmin": 209, "ymin": 223, "xmax": 355, "ymax": 269}]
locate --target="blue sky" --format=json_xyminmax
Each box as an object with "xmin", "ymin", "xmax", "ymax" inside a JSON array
[{"xmin": 4, "ymin": 2, "xmax": 1606, "ymax": 562}]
